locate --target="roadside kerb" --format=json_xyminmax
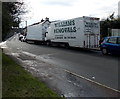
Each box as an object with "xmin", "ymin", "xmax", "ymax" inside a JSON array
[{"xmin": 65, "ymin": 69, "xmax": 120, "ymax": 94}]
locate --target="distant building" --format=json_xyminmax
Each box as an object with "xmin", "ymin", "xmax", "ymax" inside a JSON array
[
  {"xmin": 118, "ymin": 1, "xmax": 120, "ymax": 17},
  {"xmin": 111, "ymin": 29, "xmax": 120, "ymax": 36}
]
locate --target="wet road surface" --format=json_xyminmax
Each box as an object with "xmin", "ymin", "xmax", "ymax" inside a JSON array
[{"xmin": 2, "ymin": 34, "xmax": 120, "ymax": 97}]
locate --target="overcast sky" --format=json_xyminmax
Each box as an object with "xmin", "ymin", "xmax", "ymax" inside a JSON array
[{"xmin": 20, "ymin": 0, "xmax": 120, "ymax": 27}]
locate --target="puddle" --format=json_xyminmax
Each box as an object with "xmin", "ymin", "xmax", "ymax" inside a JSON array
[
  {"xmin": 23, "ymin": 60, "xmax": 38, "ymax": 67},
  {"xmin": 22, "ymin": 51, "xmax": 36, "ymax": 58},
  {"xmin": 0, "ymin": 41, "xmax": 8, "ymax": 49},
  {"xmin": 18, "ymin": 54, "xmax": 36, "ymax": 60},
  {"xmin": 64, "ymin": 93, "xmax": 74, "ymax": 97},
  {"xmin": 11, "ymin": 53, "xmax": 20, "ymax": 57}
]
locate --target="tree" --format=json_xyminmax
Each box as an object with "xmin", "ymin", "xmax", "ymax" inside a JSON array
[
  {"xmin": 100, "ymin": 13, "xmax": 120, "ymax": 39},
  {"xmin": 2, "ymin": 1, "xmax": 27, "ymax": 41}
]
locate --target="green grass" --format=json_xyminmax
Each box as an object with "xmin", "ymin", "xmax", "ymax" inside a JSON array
[{"xmin": 2, "ymin": 53, "xmax": 60, "ymax": 97}]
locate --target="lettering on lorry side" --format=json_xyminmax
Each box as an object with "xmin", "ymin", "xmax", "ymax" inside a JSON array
[
  {"xmin": 54, "ymin": 27, "xmax": 76, "ymax": 33},
  {"xmin": 54, "ymin": 20, "xmax": 76, "ymax": 33},
  {"xmin": 55, "ymin": 35, "xmax": 76, "ymax": 39},
  {"xmin": 85, "ymin": 22, "xmax": 98, "ymax": 28},
  {"xmin": 55, "ymin": 20, "xmax": 75, "ymax": 27}
]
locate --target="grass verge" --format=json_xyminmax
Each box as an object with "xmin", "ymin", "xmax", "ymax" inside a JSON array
[{"xmin": 2, "ymin": 53, "xmax": 60, "ymax": 98}]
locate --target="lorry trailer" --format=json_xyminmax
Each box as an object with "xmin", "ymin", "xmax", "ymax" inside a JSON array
[
  {"xmin": 46, "ymin": 16, "xmax": 100, "ymax": 49},
  {"xmin": 26, "ymin": 18, "xmax": 51, "ymax": 44}
]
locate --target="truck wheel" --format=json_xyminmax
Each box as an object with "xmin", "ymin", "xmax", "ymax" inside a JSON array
[
  {"xmin": 46, "ymin": 41, "xmax": 51, "ymax": 46},
  {"xmin": 102, "ymin": 48, "xmax": 108, "ymax": 55},
  {"xmin": 65, "ymin": 43, "xmax": 69, "ymax": 48},
  {"xmin": 26, "ymin": 39, "xmax": 29, "ymax": 43}
]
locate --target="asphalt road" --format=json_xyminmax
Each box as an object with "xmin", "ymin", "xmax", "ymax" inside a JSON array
[{"xmin": 6, "ymin": 34, "xmax": 120, "ymax": 92}]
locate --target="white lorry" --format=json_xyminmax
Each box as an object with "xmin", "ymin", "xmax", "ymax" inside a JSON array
[
  {"xmin": 26, "ymin": 18, "xmax": 51, "ymax": 43},
  {"xmin": 46, "ymin": 16, "xmax": 100, "ymax": 49}
]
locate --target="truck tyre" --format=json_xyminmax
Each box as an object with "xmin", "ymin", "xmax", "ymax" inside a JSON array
[
  {"xmin": 46, "ymin": 41, "xmax": 51, "ymax": 46},
  {"xmin": 26, "ymin": 39, "xmax": 29, "ymax": 43},
  {"xmin": 65, "ymin": 43, "xmax": 69, "ymax": 48},
  {"xmin": 102, "ymin": 48, "xmax": 108, "ymax": 55},
  {"xmin": 34, "ymin": 41, "xmax": 37, "ymax": 44}
]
